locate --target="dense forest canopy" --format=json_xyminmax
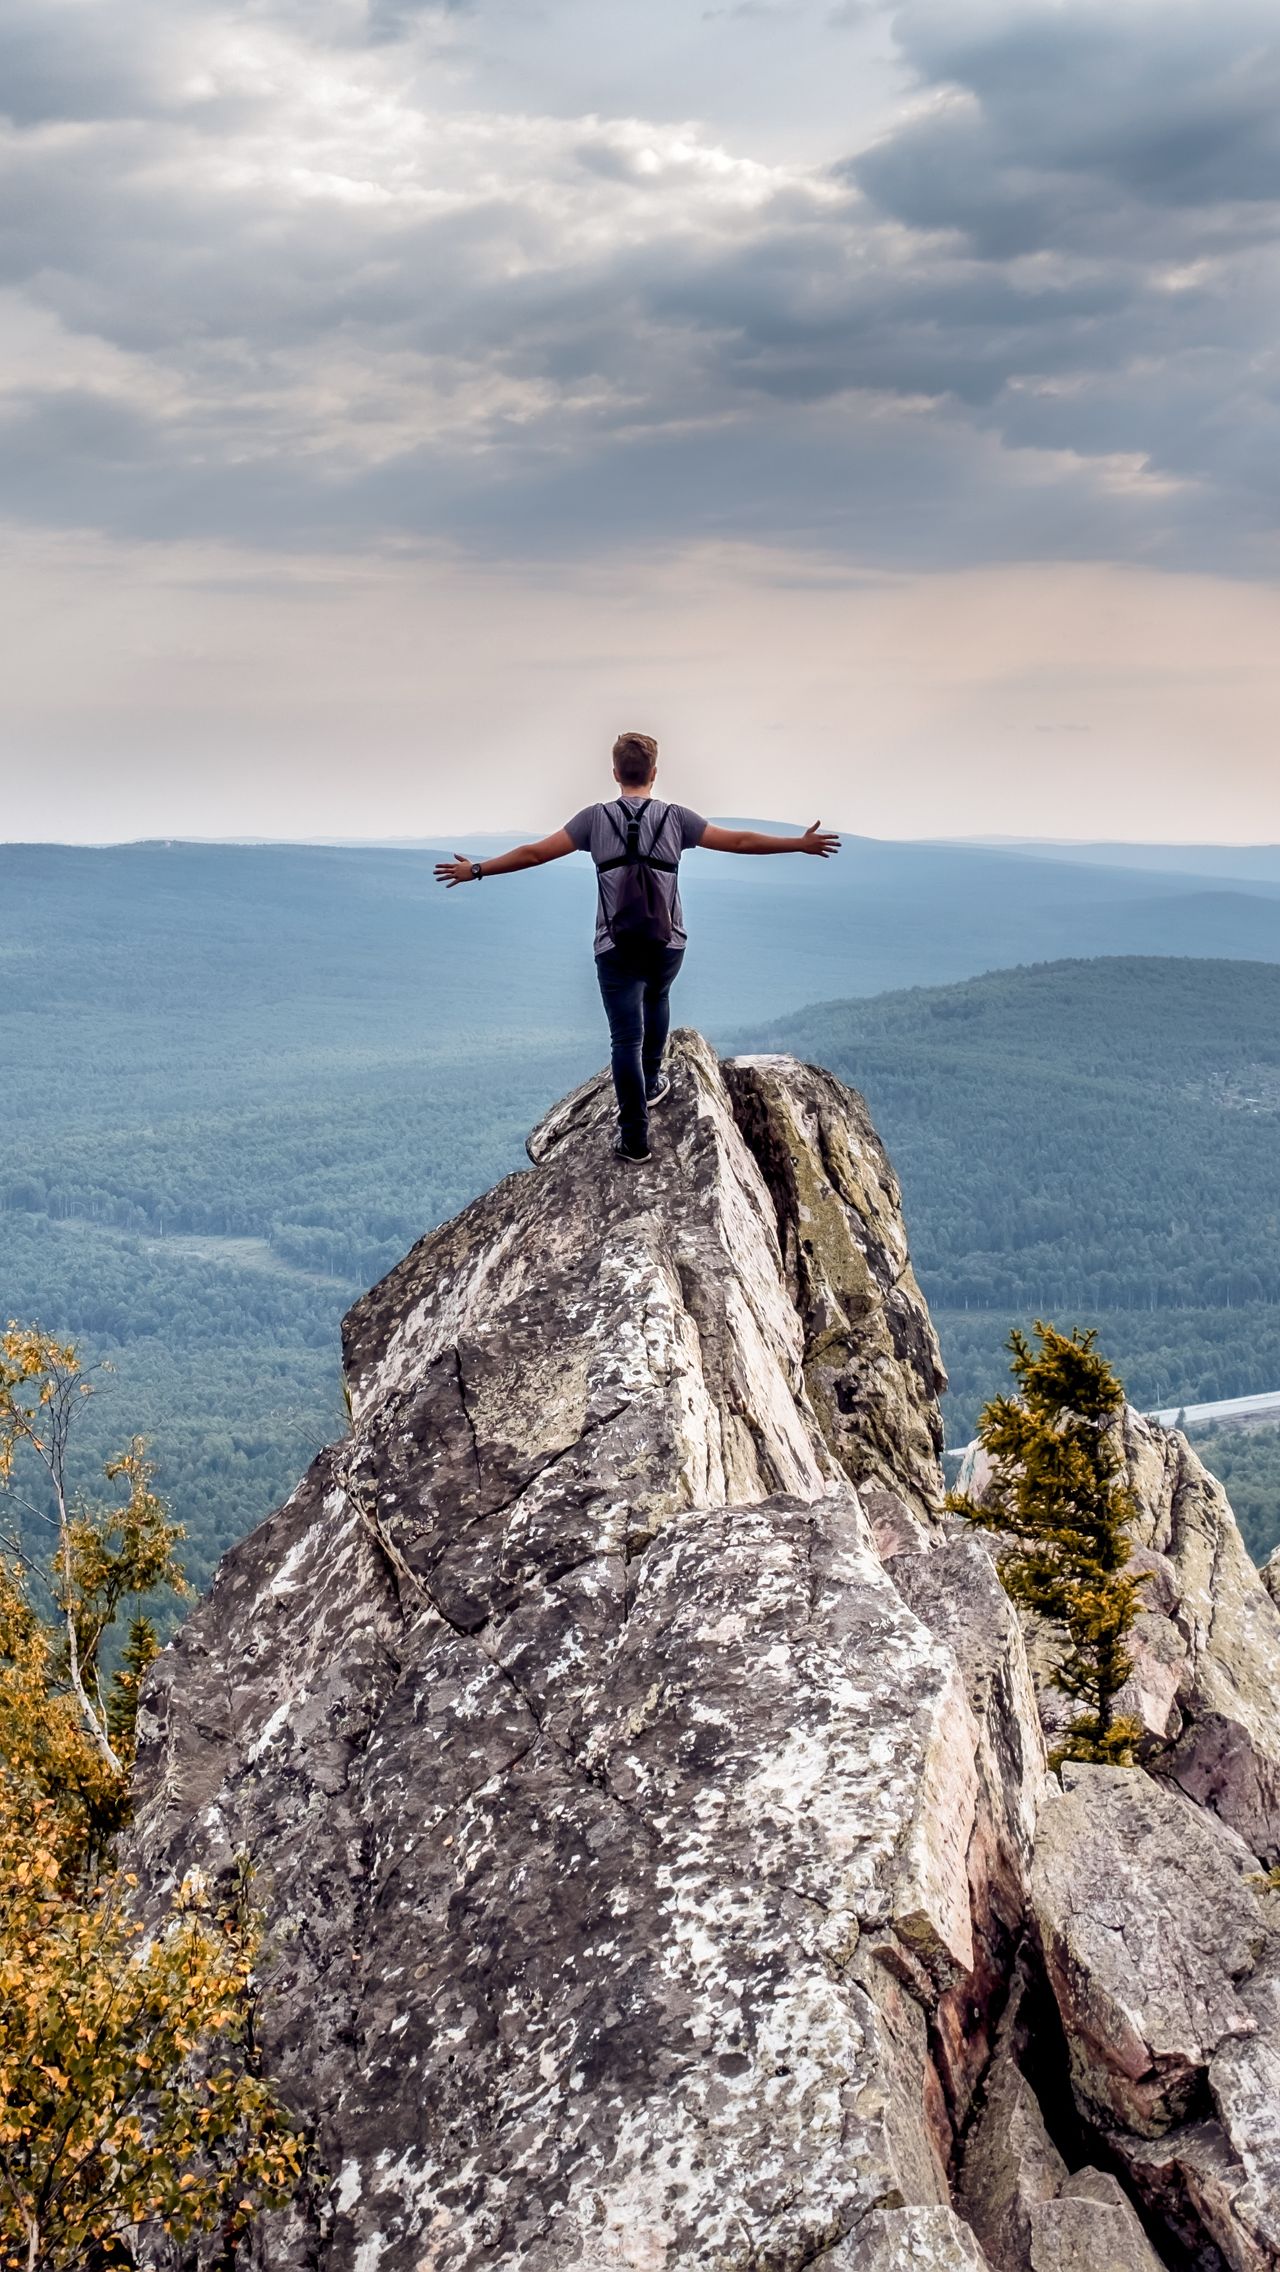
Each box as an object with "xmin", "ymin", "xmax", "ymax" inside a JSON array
[{"xmin": 3, "ymin": 842, "xmax": 1279, "ymax": 1596}]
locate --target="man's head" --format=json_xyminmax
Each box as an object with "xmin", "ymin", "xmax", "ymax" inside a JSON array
[{"xmin": 612, "ymin": 731, "xmax": 658, "ymax": 791}]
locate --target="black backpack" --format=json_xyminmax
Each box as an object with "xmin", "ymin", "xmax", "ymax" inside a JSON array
[{"xmin": 598, "ymin": 800, "xmax": 678, "ymax": 948}]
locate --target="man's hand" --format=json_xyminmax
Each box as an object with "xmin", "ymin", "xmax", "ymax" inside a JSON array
[
  {"xmin": 434, "ymin": 855, "xmax": 474, "ymax": 888},
  {"xmin": 699, "ymin": 819, "xmax": 843, "ymax": 857}
]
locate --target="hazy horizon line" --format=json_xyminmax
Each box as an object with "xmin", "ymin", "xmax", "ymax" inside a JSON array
[{"xmin": 5, "ymin": 830, "xmax": 1280, "ymax": 856}]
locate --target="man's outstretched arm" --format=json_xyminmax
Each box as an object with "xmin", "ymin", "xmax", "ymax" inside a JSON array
[
  {"xmin": 698, "ymin": 821, "xmax": 840, "ymax": 857},
  {"xmin": 434, "ymin": 828, "xmax": 577, "ymax": 887}
]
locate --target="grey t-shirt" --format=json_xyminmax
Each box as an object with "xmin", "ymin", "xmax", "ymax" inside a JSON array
[{"xmin": 565, "ymin": 797, "xmax": 708, "ymax": 955}]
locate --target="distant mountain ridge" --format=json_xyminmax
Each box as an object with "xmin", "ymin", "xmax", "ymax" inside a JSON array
[
  {"xmin": 22, "ymin": 830, "xmax": 1280, "ymax": 883},
  {"xmin": 969, "ymin": 839, "xmax": 1280, "ymax": 885}
]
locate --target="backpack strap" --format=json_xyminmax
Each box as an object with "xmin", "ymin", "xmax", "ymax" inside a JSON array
[{"xmin": 597, "ymin": 798, "xmax": 678, "ymax": 874}]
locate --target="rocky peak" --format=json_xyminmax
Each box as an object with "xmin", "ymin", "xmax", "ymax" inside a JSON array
[{"xmin": 129, "ymin": 1033, "xmax": 1280, "ymax": 2272}]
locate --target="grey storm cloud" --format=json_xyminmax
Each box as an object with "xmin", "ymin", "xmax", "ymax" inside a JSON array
[
  {"xmin": 864, "ymin": 3, "xmax": 1280, "ymax": 231},
  {"xmin": 0, "ymin": 5, "xmax": 166, "ymax": 125},
  {"xmin": 1, "ymin": 0, "xmax": 1279, "ymax": 572}
]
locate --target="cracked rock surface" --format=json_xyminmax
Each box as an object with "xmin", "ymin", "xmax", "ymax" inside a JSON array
[{"xmin": 128, "ymin": 1033, "xmax": 1280, "ymax": 2272}]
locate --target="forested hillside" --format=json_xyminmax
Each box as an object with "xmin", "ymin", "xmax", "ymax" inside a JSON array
[
  {"xmin": 1183, "ymin": 1424, "xmax": 1280, "ymax": 1567},
  {"xmin": 5, "ymin": 841, "xmax": 1280, "ymax": 1597},
  {"xmin": 749, "ymin": 957, "xmax": 1280, "ymax": 1553}
]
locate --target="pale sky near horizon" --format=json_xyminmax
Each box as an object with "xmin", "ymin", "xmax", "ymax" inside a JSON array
[{"xmin": 3, "ymin": 0, "xmax": 1280, "ymax": 844}]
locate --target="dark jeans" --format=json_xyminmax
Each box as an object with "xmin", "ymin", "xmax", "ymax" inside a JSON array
[{"xmin": 596, "ymin": 942, "xmax": 685, "ymax": 1153}]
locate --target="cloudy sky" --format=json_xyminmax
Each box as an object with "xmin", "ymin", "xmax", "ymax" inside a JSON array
[{"xmin": 4, "ymin": 0, "xmax": 1280, "ymax": 841}]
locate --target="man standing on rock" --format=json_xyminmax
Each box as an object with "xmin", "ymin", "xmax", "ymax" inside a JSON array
[{"xmin": 435, "ymin": 732, "xmax": 840, "ymax": 1162}]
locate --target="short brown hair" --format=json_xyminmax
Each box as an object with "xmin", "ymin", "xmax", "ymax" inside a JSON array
[{"xmin": 612, "ymin": 731, "xmax": 658, "ymax": 789}]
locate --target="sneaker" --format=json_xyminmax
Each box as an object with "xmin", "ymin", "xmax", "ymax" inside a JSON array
[
  {"xmin": 646, "ymin": 1073, "xmax": 672, "ymax": 1107},
  {"xmin": 614, "ymin": 1132, "xmax": 651, "ymax": 1164}
]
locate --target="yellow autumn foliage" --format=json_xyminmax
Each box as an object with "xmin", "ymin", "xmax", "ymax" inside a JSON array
[
  {"xmin": 0, "ymin": 1326, "xmax": 304, "ymax": 2271},
  {"xmin": 0, "ymin": 1810, "xmax": 305, "ymax": 2271}
]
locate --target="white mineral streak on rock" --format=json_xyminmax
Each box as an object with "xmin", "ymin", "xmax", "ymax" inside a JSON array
[
  {"xmin": 246, "ymin": 1695, "xmax": 294, "ymax": 1762},
  {"xmin": 334, "ymin": 2161, "xmax": 362, "ymax": 2214}
]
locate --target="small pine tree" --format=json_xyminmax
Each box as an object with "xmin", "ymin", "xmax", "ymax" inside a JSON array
[{"xmin": 949, "ymin": 1320, "xmax": 1146, "ymax": 1768}]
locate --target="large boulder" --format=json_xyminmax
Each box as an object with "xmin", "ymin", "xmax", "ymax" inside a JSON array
[
  {"xmin": 1031, "ymin": 1764, "xmax": 1265, "ymax": 2136},
  {"xmin": 1030, "ymin": 1763, "xmax": 1280, "ymax": 2271},
  {"xmin": 130, "ymin": 1035, "xmax": 1008, "ymax": 2272},
  {"xmin": 1027, "ymin": 2169, "xmax": 1167, "ymax": 2272}
]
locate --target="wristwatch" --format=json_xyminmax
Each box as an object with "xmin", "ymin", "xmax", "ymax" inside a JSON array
[{"xmin": 470, "ymin": 861, "xmax": 484, "ymax": 882}]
